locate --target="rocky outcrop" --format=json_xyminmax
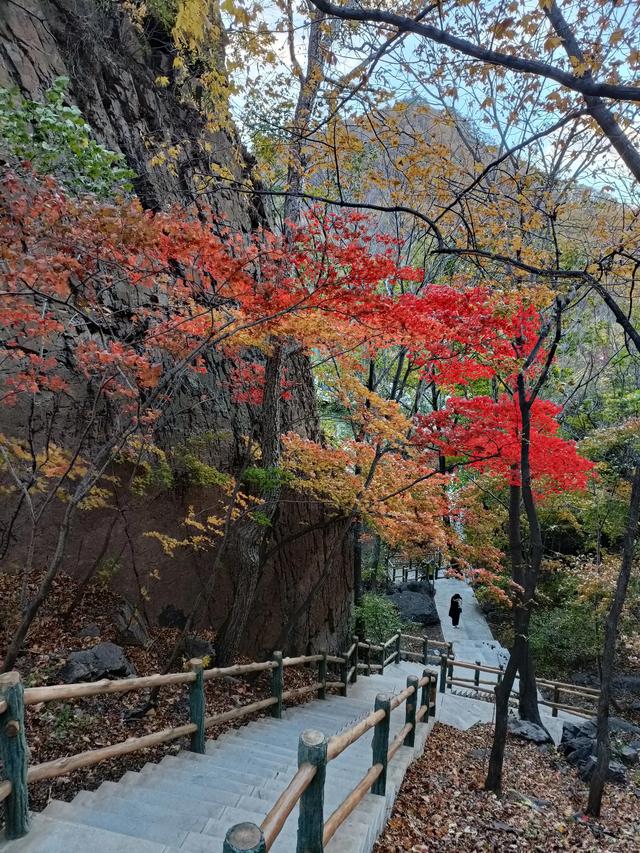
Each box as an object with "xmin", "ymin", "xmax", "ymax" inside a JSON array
[
  {"xmin": 507, "ymin": 716, "xmax": 552, "ymax": 745},
  {"xmin": 559, "ymin": 719, "xmax": 640, "ymax": 784},
  {"xmin": 0, "ymin": 0, "xmax": 353, "ymax": 656},
  {"xmin": 59, "ymin": 642, "xmax": 135, "ymax": 683},
  {"xmin": 387, "ymin": 580, "xmax": 440, "ymax": 627}
]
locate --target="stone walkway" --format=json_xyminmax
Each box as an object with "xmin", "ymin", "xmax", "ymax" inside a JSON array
[{"xmin": 431, "ymin": 574, "xmax": 580, "ymax": 742}]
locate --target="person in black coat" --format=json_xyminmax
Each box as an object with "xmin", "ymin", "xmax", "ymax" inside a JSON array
[{"xmin": 449, "ymin": 593, "xmax": 462, "ymax": 628}]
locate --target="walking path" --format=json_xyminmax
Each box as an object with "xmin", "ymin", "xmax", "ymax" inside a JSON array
[
  {"xmin": 1, "ymin": 662, "xmax": 433, "ymax": 853},
  {"xmin": 432, "ymin": 574, "xmax": 579, "ymax": 741}
]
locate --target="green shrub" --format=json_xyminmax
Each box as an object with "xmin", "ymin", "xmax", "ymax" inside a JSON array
[
  {"xmin": 355, "ymin": 593, "xmax": 401, "ymax": 645},
  {"xmin": 0, "ymin": 77, "xmax": 135, "ymax": 196},
  {"xmin": 529, "ymin": 604, "xmax": 601, "ymax": 676}
]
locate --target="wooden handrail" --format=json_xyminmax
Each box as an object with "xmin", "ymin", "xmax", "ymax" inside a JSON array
[
  {"xmin": 387, "ymin": 722, "xmax": 413, "ymax": 762},
  {"xmin": 444, "ymin": 656, "xmax": 600, "ymax": 702},
  {"xmin": 23, "ymin": 670, "xmax": 196, "ymax": 706},
  {"xmin": 322, "ymin": 763, "xmax": 383, "ymax": 846},
  {"xmin": 205, "ymin": 696, "xmax": 278, "ymax": 728},
  {"xmin": 260, "ymin": 762, "xmax": 317, "ymax": 848},
  {"xmin": 282, "ymin": 654, "xmax": 324, "ymax": 667},
  {"xmin": 326, "ymin": 655, "xmax": 345, "ymax": 664},
  {"xmin": 443, "ymin": 657, "xmax": 503, "ymax": 675},
  {"xmin": 390, "ymin": 684, "xmax": 415, "ymax": 711},
  {"xmin": 357, "ymin": 641, "xmax": 384, "ymax": 653},
  {"xmin": 382, "ymin": 632, "xmax": 400, "ymax": 650},
  {"xmin": 325, "ymin": 680, "xmax": 344, "ymax": 690},
  {"xmin": 539, "ymin": 699, "xmax": 593, "ymax": 718},
  {"xmin": 203, "ymin": 660, "xmax": 277, "ymax": 680},
  {"xmin": 282, "ymin": 683, "xmax": 323, "ymax": 702},
  {"xmin": 27, "ymin": 723, "xmax": 197, "ymax": 783},
  {"xmin": 327, "ymin": 708, "xmax": 386, "ymax": 761},
  {"xmin": 383, "ymin": 652, "xmax": 396, "ymax": 668},
  {"xmin": 345, "ymin": 641, "xmax": 357, "ymax": 659},
  {"xmin": 537, "ymin": 678, "xmax": 600, "ymax": 697}
]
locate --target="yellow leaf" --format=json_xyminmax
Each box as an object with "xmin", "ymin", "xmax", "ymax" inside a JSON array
[{"xmin": 609, "ymin": 28, "xmax": 624, "ymax": 46}]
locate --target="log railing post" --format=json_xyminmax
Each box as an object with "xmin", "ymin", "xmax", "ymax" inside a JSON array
[
  {"xmin": 318, "ymin": 652, "xmax": 327, "ymax": 701},
  {"xmin": 439, "ymin": 653, "xmax": 447, "ymax": 694},
  {"xmin": 271, "ymin": 651, "xmax": 283, "ymax": 718},
  {"xmin": 371, "ymin": 694, "xmax": 391, "ymax": 796},
  {"xmin": 447, "ymin": 649, "xmax": 454, "ymax": 687},
  {"xmin": 351, "ymin": 635, "xmax": 359, "ymax": 684},
  {"xmin": 188, "ymin": 658, "xmax": 205, "ymax": 754},
  {"xmin": 223, "ymin": 822, "xmax": 266, "ymax": 852},
  {"xmin": 365, "ymin": 641, "xmax": 372, "ymax": 676},
  {"xmin": 0, "ymin": 672, "xmax": 30, "ymax": 840},
  {"xmin": 429, "ymin": 673, "xmax": 437, "ymax": 717},
  {"xmin": 422, "ymin": 637, "xmax": 429, "ymax": 665},
  {"xmin": 420, "ymin": 670, "xmax": 430, "ymax": 714},
  {"xmin": 497, "ymin": 664, "xmax": 504, "ymax": 685},
  {"xmin": 340, "ymin": 651, "xmax": 349, "ymax": 697},
  {"xmin": 404, "ymin": 677, "xmax": 418, "ymax": 748},
  {"xmin": 474, "ymin": 660, "xmax": 481, "ymax": 691},
  {"xmin": 394, "ymin": 632, "xmax": 401, "ymax": 664},
  {"xmin": 297, "ymin": 729, "xmax": 327, "ymax": 853},
  {"xmin": 552, "ymin": 684, "xmax": 560, "ymax": 717}
]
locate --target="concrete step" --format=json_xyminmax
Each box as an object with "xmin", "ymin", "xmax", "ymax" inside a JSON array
[
  {"xmin": 90, "ymin": 779, "xmax": 236, "ymax": 815},
  {"xmin": 1, "ymin": 678, "xmax": 438, "ymax": 853},
  {"xmin": 41, "ymin": 800, "xmax": 193, "ymax": 848},
  {"xmin": 0, "ymin": 814, "xmax": 178, "ymax": 853}
]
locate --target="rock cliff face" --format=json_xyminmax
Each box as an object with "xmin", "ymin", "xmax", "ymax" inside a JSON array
[{"xmin": 0, "ymin": 0, "xmax": 353, "ymax": 656}]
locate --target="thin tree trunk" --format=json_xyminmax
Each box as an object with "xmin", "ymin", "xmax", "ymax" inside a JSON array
[
  {"xmin": 353, "ymin": 518, "xmax": 365, "ymax": 636},
  {"xmin": 485, "ymin": 628, "xmax": 523, "ymax": 793},
  {"xmin": 586, "ymin": 464, "xmax": 640, "ymax": 816},
  {"xmin": 516, "ymin": 381, "xmax": 544, "ymax": 727},
  {"xmin": 2, "ymin": 502, "xmax": 74, "ymax": 672}
]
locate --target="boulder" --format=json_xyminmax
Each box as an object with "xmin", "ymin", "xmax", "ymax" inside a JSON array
[
  {"xmin": 114, "ymin": 601, "xmax": 150, "ymax": 648},
  {"xmin": 578, "ymin": 756, "xmax": 626, "ymax": 784},
  {"xmin": 77, "ymin": 623, "xmax": 100, "ymax": 638},
  {"xmin": 386, "ymin": 581, "xmax": 439, "ymax": 626},
  {"xmin": 60, "ymin": 642, "xmax": 135, "ymax": 683},
  {"xmin": 158, "ymin": 604, "xmax": 187, "ymax": 629},
  {"xmin": 182, "ymin": 636, "xmax": 215, "ymax": 661},
  {"xmin": 620, "ymin": 746, "xmax": 639, "ymax": 766},
  {"xmin": 560, "ymin": 721, "xmax": 581, "ymax": 745},
  {"xmin": 507, "ymin": 717, "xmax": 553, "ymax": 744},
  {"xmin": 565, "ymin": 738, "xmax": 596, "ymax": 767}
]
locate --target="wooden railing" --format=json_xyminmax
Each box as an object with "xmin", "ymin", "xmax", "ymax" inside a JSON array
[
  {"xmin": 356, "ymin": 632, "xmax": 451, "ymax": 675},
  {"xmin": 0, "ymin": 650, "xmax": 347, "ymax": 840},
  {"xmin": 222, "ymin": 671, "xmax": 438, "ymax": 852},
  {"xmin": 438, "ymin": 654, "xmax": 600, "ymax": 718}
]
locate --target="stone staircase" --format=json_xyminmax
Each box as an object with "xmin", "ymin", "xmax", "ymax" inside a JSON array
[{"xmin": 1, "ymin": 661, "xmax": 433, "ymax": 853}]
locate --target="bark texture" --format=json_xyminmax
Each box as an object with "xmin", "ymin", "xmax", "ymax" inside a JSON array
[{"xmin": 0, "ymin": 0, "xmax": 353, "ymax": 658}]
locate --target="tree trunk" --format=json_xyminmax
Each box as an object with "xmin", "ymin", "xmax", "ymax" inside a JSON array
[
  {"xmin": 586, "ymin": 464, "xmax": 640, "ymax": 816},
  {"xmin": 353, "ymin": 518, "xmax": 365, "ymax": 636},
  {"xmin": 485, "ymin": 628, "xmax": 523, "ymax": 793},
  {"xmin": 214, "ymin": 346, "xmax": 286, "ymax": 665},
  {"xmin": 516, "ymin": 382, "xmax": 544, "ymax": 726}
]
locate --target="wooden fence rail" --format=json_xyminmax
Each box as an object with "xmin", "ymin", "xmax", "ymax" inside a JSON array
[
  {"xmin": 2, "ymin": 626, "xmax": 599, "ymax": 848},
  {"xmin": 225, "ymin": 671, "xmax": 438, "ymax": 853},
  {"xmin": 0, "ymin": 648, "xmax": 347, "ymax": 840},
  {"xmin": 438, "ymin": 652, "xmax": 600, "ymax": 718}
]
